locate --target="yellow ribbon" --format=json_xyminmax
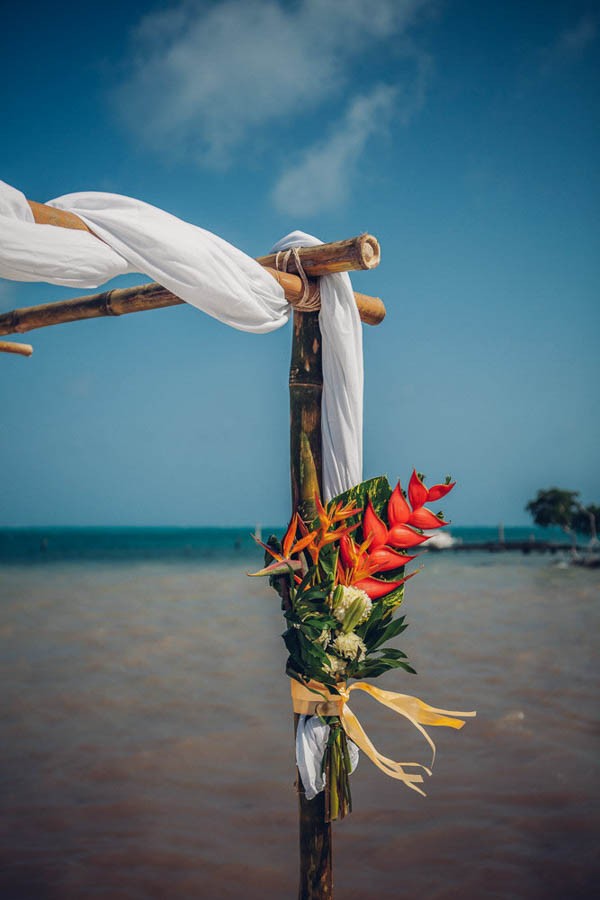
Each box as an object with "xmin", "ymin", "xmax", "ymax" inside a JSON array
[{"xmin": 291, "ymin": 679, "xmax": 476, "ymax": 796}]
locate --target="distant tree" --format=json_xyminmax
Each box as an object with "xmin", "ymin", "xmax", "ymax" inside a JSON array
[
  {"xmin": 572, "ymin": 504, "xmax": 600, "ymax": 544},
  {"xmin": 525, "ymin": 488, "xmax": 579, "ymax": 536},
  {"xmin": 526, "ymin": 488, "xmax": 599, "ymax": 548}
]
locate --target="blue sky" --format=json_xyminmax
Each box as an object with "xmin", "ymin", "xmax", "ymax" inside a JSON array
[{"xmin": 0, "ymin": 0, "xmax": 598, "ymax": 527}]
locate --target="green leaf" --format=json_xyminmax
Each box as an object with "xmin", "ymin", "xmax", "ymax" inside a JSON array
[
  {"xmin": 263, "ymin": 534, "xmax": 282, "ymax": 565},
  {"xmin": 381, "ymin": 581, "xmax": 407, "ymax": 610},
  {"xmin": 368, "ymin": 615, "xmax": 408, "ymax": 652},
  {"xmin": 303, "ymin": 614, "xmax": 337, "ymax": 631},
  {"xmin": 371, "ymin": 647, "xmax": 408, "ymax": 660},
  {"xmin": 318, "ymin": 543, "xmax": 338, "ymax": 579},
  {"xmin": 357, "ymin": 657, "xmax": 417, "ymax": 678},
  {"xmin": 302, "ymin": 586, "xmax": 332, "ymax": 602},
  {"xmin": 329, "ymin": 476, "xmax": 393, "ymax": 526},
  {"xmin": 357, "ymin": 599, "xmax": 386, "ymax": 641},
  {"xmin": 295, "ymin": 566, "xmax": 318, "ymax": 594}
]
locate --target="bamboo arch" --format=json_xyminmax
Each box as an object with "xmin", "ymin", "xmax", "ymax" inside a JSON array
[
  {"xmin": 0, "ymin": 197, "xmax": 385, "ymax": 899},
  {"xmin": 0, "ymin": 201, "xmax": 385, "ymax": 356}
]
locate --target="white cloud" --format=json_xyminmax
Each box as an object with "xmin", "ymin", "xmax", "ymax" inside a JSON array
[
  {"xmin": 541, "ymin": 13, "xmax": 598, "ymax": 72},
  {"xmin": 271, "ymin": 84, "xmax": 397, "ymax": 216},
  {"xmin": 114, "ymin": 0, "xmax": 434, "ymax": 168},
  {"xmin": 555, "ymin": 13, "xmax": 597, "ymax": 56}
]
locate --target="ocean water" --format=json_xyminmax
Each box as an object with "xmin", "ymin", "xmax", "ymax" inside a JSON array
[
  {"xmin": 0, "ymin": 529, "xmax": 598, "ymax": 899},
  {"xmin": 0, "ymin": 524, "xmax": 572, "ymax": 564}
]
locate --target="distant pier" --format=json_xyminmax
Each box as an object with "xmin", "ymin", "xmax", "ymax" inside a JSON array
[
  {"xmin": 452, "ymin": 540, "xmax": 573, "ymax": 553},
  {"xmin": 444, "ymin": 540, "xmax": 599, "ymax": 566}
]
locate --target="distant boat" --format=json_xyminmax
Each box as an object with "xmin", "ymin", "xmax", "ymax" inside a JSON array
[{"xmin": 424, "ymin": 529, "xmax": 458, "ymax": 550}]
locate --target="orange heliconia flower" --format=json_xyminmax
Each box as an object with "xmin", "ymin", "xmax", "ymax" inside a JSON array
[
  {"xmin": 253, "ymin": 513, "xmax": 318, "ymax": 582},
  {"xmin": 298, "ymin": 495, "xmax": 362, "ymax": 565}
]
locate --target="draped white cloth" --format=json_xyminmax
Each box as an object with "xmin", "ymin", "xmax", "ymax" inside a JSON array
[
  {"xmin": 0, "ymin": 180, "xmax": 362, "ymax": 501},
  {"xmin": 0, "ymin": 179, "xmax": 364, "ymax": 797},
  {"xmin": 271, "ymin": 232, "xmax": 363, "ymax": 501},
  {"xmin": 295, "ymin": 715, "xmax": 359, "ymax": 801}
]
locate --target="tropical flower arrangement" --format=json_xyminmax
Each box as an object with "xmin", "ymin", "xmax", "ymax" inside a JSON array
[{"xmin": 250, "ymin": 470, "xmax": 463, "ymax": 821}]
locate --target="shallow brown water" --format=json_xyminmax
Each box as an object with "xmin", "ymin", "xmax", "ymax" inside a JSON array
[{"xmin": 1, "ymin": 554, "xmax": 598, "ymax": 898}]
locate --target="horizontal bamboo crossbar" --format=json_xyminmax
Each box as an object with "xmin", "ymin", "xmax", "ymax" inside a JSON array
[
  {"xmin": 257, "ymin": 233, "xmax": 380, "ymax": 275},
  {"xmin": 0, "ymin": 280, "xmax": 384, "ymax": 336},
  {"xmin": 0, "ymin": 340, "xmax": 33, "ymax": 357},
  {"xmin": 27, "ymin": 200, "xmax": 95, "ymax": 235},
  {"xmin": 0, "ymin": 203, "xmax": 385, "ymax": 343}
]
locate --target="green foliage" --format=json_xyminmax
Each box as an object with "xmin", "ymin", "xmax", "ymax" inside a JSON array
[
  {"xmin": 526, "ymin": 488, "xmax": 599, "ymax": 538},
  {"xmin": 262, "ymin": 474, "xmax": 419, "ymax": 692},
  {"xmin": 328, "ymin": 475, "xmax": 409, "ymax": 609},
  {"xmin": 328, "ymin": 475, "xmax": 393, "ymax": 527},
  {"xmin": 255, "ymin": 471, "xmax": 451, "ymax": 823},
  {"xmin": 525, "ymin": 488, "xmax": 579, "ymax": 531},
  {"xmin": 264, "ymin": 535, "xmax": 288, "ymax": 605},
  {"xmin": 572, "ymin": 504, "xmax": 600, "ymax": 536},
  {"xmin": 367, "ymin": 614, "xmax": 409, "ymax": 652},
  {"xmin": 358, "ymin": 649, "xmax": 417, "ymax": 679}
]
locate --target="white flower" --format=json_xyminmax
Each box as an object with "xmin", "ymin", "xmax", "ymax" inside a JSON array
[
  {"xmin": 317, "ymin": 628, "xmax": 331, "ymax": 648},
  {"xmin": 332, "ymin": 632, "xmax": 367, "ymax": 662},
  {"xmin": 331, "ymin": 585, "xmax": 372, "ymax": 632},
  {"xmin": 325, "ymin": 653, "xmax": 348, "ymax": 676}
]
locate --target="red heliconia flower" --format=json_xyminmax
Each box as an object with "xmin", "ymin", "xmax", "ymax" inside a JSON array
[
  {"xmin": 408, "ymin": 469, "xmax": 455, "ymax": 506},
  {"xmin": 339, "ymin": 516, "xmax": 418, "ymax": 601},
  {"xmin": 407, "ymin": 507, "xmax": 449, "ymax": 529},
  {"xmin": 367, "ymin": 546, "xmax": 418, "ymax": 572},
  {"xmin": 363, "ymin": 497, "xmax": 388, "ymax": 550},
  {"xmin": 363, "ymin": 493, "xmax": 428, "ymax": 551},
  {"xmin": 388, "ymin": 479, "xmax": 446, "ymax": 533},
  {"xmin": 388, "ymin": 481, "xmax": 411, "ymax": 526},
  {"xmin": 393, "ymin": 472, "xmax": 453, "ymax": 531},
  {"xmin": 339, "ymin": 473, "xmax": 455, "ymax": 594},
  {"xmin": 426, "ymin": 480, "xmax": 456, "ymax": 503},
  {"xmin": 387, "ymin": 524, "xmax": 430, "ymax": 549},
  {"xmin": 355, "ymin": 570, "xmax": 418, "ymax": 600},
  {"xmin": 408, "ymin": 470, "xmax": 429, "ymax": 511}
]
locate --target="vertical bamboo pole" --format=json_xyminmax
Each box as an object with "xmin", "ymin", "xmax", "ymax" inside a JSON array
[{"xmin": 289, "ymin": 309, "xmax": 333, "ymax": 899}]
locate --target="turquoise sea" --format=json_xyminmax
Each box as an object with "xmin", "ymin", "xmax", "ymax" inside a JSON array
[
  {"xmin": 0, "ymin": 527, "xmax": 598, "ymax": 898},
  {"xmin": 0, "ymin": 524, "xmax": 573, "ymax": 563}
]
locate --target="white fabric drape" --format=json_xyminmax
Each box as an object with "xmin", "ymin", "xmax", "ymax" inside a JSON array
[
  {"xmin": 0, "ymin": 181, "xmax": 362, "ymax": 500},
  {"xmin": 270, "ymin": 232, "xmax": 363, "ymax": 501},
  {"xmin": 295, "ymin": 715, "xmax": 359, "ymax": 801},
  {"xmin": 0, "ymin": 179, "xmax": 364, "ymax": 797}
]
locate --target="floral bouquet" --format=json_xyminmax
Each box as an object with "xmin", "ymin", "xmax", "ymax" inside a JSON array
[{"xmin": 250, "ymin": 471, "xmax": 474, "ymax": 821}]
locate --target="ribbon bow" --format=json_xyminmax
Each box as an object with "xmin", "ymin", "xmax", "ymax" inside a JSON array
[{"xmin": 291, "ymin": 679, "xmax": 476, "ymax": 796}]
